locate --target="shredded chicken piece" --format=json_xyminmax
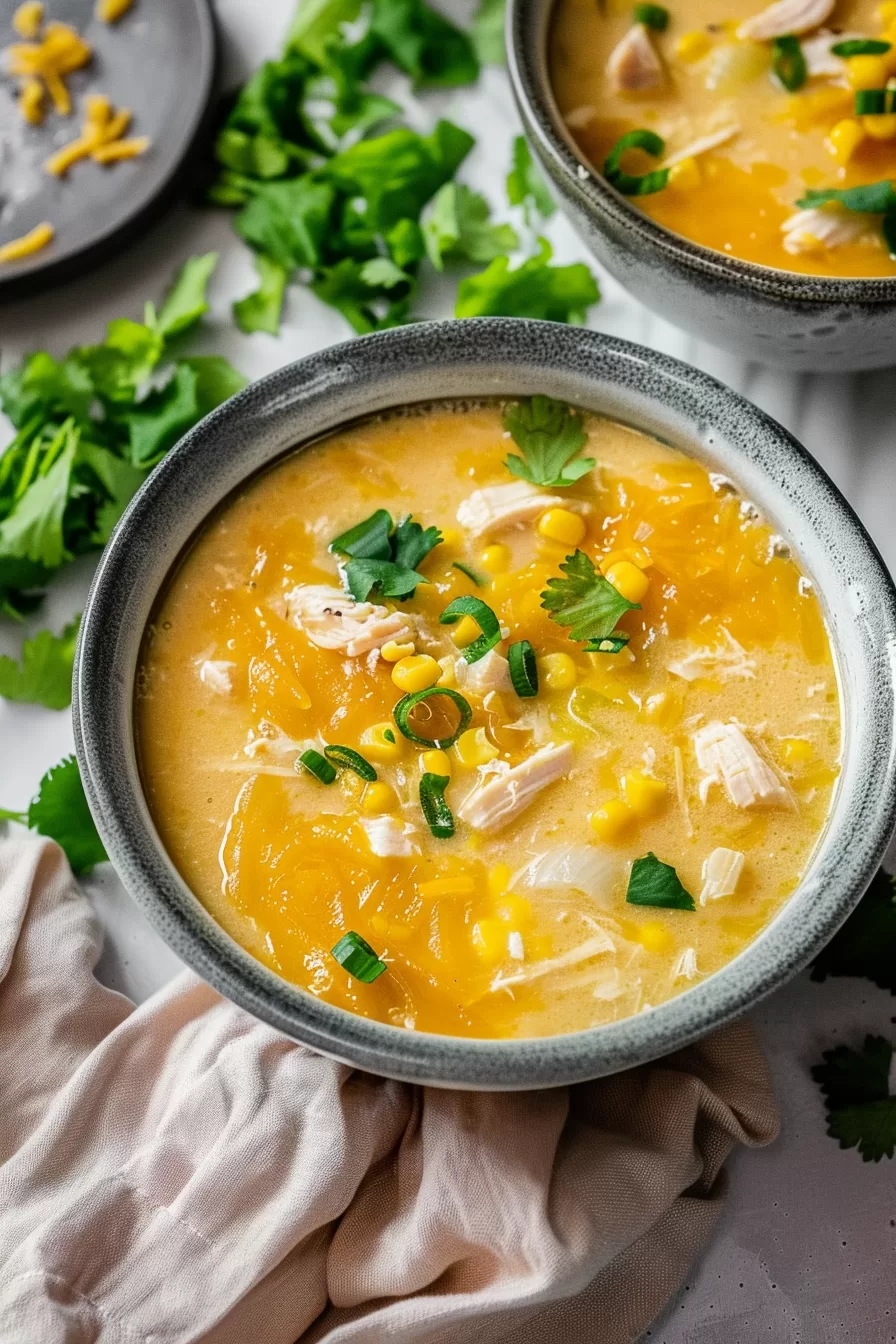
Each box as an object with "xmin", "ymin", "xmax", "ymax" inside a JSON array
[
  {"xmin": 284, "ymin": 584, "xmax": 413, "ymax": 657},
  {"xmin": 667, "ymin": 629, "xmax": 756, "ymax": 683},
  {"xmin": 737, "ymin": 0, "xmax": 835, "ymax": 40},
  {"xmin": 673, "ymin": 745, "xmax": 694, "ymax": 838},
  {"xmin": 197, "ymin": 659, "xmax": 236, "ymax": 694},
  {"xmin": 457, "ymin": 742, "xmax": 573, "ymax": 834},
  {"xmin": 694, "ymin": 721, "xmax": 791, "ymax": 809},
  {"xmin": 607, "ymin": 23, "xmax": 664, "ymax": 93},
  {"xmin": 700, "ymin": 848, "xmax": 746, "ymax": 904},
  {"xmin": 663, "ymin": 124, "xmax": 741, "ymax": 167},
  {"xmin": 455, "ymin": 649, "xmax": 512, "ymax": 696},
  {"xmin": 564, "ymin": 105, "xmax": 596, "ymax": 129},
  {"xmin": 801, "ymin": 29, "xmax": 861, "ymax": 76},
  {"xmin": 490, "ymin": 930, "xmax": 615, "ymax": 991},
  {"xmin": 360, "ymin": 816, "xmax": 419, "ymax": 858},
  {"xmin": 456, "ymin": 480, "xmax": 586, "ymax": 537},
  {"xmin": 673, "ymin": 947, "xmax": 700, "ymax": 981},
  {"xmin": 781, "ymin": 207, "xmax": 872, "ymax": 255}
]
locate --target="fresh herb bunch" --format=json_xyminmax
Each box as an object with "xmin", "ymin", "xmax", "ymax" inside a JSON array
[
  {"xmin": 330, "ymin": 507, "xmax": 442, "ymax": 600},
  {"xmin": 0, "ymin": 254, "xmax": 246, "ymax": 620},
  {"xmin": 0, "ymin": 755, "xmax": 107, "ymax": 876}
]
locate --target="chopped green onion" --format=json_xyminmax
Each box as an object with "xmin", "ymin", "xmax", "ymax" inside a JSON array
[
  {"xmin": 585, "ymin": 633, "xmax": 631, "ymax": 654},
  {"xmin": 331, "ymin": 931, "xmax": 388, "ymax": 982},
  {"xmin": 634, "ymin": 3, "xmax": 669, "ymax": 30},
  {"xmin": 855, "ymin": 87, "xmax": 896, "ymax": 114},
  {"xmin": 884, "ymin": 211, "xmax": 896, "ymax": 259},
  {"xmin": 452, "ymin": 560, "xmax": 486, "ymax": 587},
  {"xmin": 383, "ymin": 728, "xmax": 396, "ymax": 743},
  {"xmin": 771, "ymin": 36, "xmax": 807, "ymax": 92},
  {"xmin": 324, "ymin": 745, "xmax": 377, "ymax": 781},
  {"xmin": 626, "ymin": 853, "xmax": 695, "ymax": 911},
  {"xmin": 832, "ymin": 38, "xmax": 891, "ymax": 56},
  {"xmin": 508, "ymin": 640, "xmax": 538, "ymax": 698},
  {"xmin": 298, "ymin": 748, "xmax": 337, "ymax": 784},
  {"xmin": 393, "ymin": 686, "xmax": 473, "ymax": 748},
  {"xmin": 604, "ymin": 130, "xmax": 670, "ymax": 197},
  {"xmin": 419, "ymin": 773, "xmax": 455, "ymax": 839},
  {"xmin": 439, "ymin": 596, "xmax": 502, "ymax": 664}
]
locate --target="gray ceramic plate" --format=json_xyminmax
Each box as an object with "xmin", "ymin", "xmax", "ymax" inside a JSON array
[
  {"xmin": 0, "ymin": 0, "xmax": 215, "ymax": 298},
  {"xmin": 74, "ymin": 319, "xmax": 896, "ymax": 1089}
]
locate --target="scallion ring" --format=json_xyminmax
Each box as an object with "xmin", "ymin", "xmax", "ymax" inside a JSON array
[
  {"xmin": 393, "ymin": 687, "xmax": 473, "ymax": 748},
  {"xmin": 604, "ymin": 130, "xmax": 670, "ymax": 197},
  {"xmin": 584, "ymin": 633, "xmax": 631, "ymax": 654},
  {"xmin": 771, "ymin": 36, "xmax": 807, "ymax": 92},
  {"xmin": 855, "ymin": 87, "xmax": 896, "ymax": 114},
  {"xmin": 323, "ymin": 745, "xmax": 377, "ymax": 781},
  {"xmin": 508, "ymin": 640, "xmax": 539, "ymax": 698},
  {"xmin": 298, "ymin": 748, "xmax": 337, "ymax": 783},
  {"xmin": 832, "ymin": 38, "xmax": 891, "ymax": 56},
  {"xmin": 439, "ymin": 596, "xmax": 502, "ymax": 664},
  {"xmin": 452, "ymin": 560, "xmax": 486, "ymax": 587},
  {"xmin": 331, "ymin": 931, "xmax": 387, "ymax": 983},
  {"xmin": 633, "ymin": 2, "xmax": 669, "ymax": 30},
  {"xmin": 419, "ymin": 773, "xmax": 455, "ymax": 839}
]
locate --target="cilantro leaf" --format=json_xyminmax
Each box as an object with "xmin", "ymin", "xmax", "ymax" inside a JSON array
[
  {"xmin": 286, "ymin": 0, "xmax": 368, "ymax": 67},
  {"xmin": 369, "ymin": 0, "xmax": 479, "ymax": 88},
  {"xmin": 0, "ymin": 352, "xmax": 94, "ymax": 429},
  {"xmin": 812, "ymin": 868, "xmax": 896, "ymax": 994},
  {"xmin": 507, "ymin": 135, "xmax": 555, "ymax": 224},
  {"xmin": 149, "ymin": 253, "xmax": 220, "ymax": 339},
  {"xmin": 331, "ymin": 508, "xmax": 394, "ymax": 559},
  {"xmin": 235, "ymin": 177, "xmax": 336, "ymax": 270},
  {"xmin": 0, "ymin": 424, "xmax": 76, "ymax": 592},
  {"xmin": 234, "ymin": 253, "xmax": 290, "ymax": 335},
  {"xmin": 74, "ymin": 319, "xmax": 164, "ymax": 405},
  {"xmin": 626, "ymin": 852, "xmax": 696, "ymax": 910},
  {"xmin": 124, "ymin": 365, "xmax": 200, "ymax": 469},
  {"xmin": 0, "ymin": 614, "xmax": 80, "ymax": 709},
  {"xmin": 344, "ymin": 557, "xmax": 429, "ymax": 601},
  {"xmin": 392, "ymin": 516, "xmax": 442, "ymax": 568},
  {"xmin": 503, "ymin": 394, "xmax": 594, "ymax": 487},
  {"xmin": 76, "ymin": 442, "xmax": 147, "ymax": 544},
  {"xmin": 423, "ymin": 183, "xmax": 518, "ymax": 271},
  {"xmin": 797, "ymin": 181, "xmax": 896, "ymax": 214},
  {"xmin": 181, "ymin": 356, "xmax": 249, "ymax": 417},
  {"xmin": 455, "ymin": 238, "xmax": 599, "ymax": 322},
  {"xmin": 812, "ymin": 1036, "xmax": 896, "ymax": 1162},
  {"xmin": 312, "ymin": 258, "xmax": 414, "ymax": 334},
  {"xmin": 472, "ymin": 0, "xmax": 505, "ymax": 64},
  {"xmin": 540, "ymin": 549, "xmax": 639, "ymax": 646},
  {"xmin": 28, "ymin": 756, "xmax": 107, "ymax": 875}
]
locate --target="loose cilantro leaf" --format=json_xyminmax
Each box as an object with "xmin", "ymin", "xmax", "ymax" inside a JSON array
[
  {"xmin": 812, "ymin": 1036, "xmax": 896, "ymax": 1162},
  {"xmin": 626, "ymin": 853, "xmax": 696, "ymax": 910},
  {"xmin": 344, "ymin": 557, "xmax": 429, "ymax": 601},
  {"xmin": 369, "ymin": 0, "xmax": 479, "ymax": 88},
  {"xmin": 0, "ymin": 614, "xmax": 80, "ymax": 709},
  {"xmin": 541, "ymin": 549, "xmax": 639, "ymax": 647},
  {"xmin": 331, "ymin": 508, "xmax": 394, "ymax": 559},
  {"xmin": 392, "ymin": 516, "xmax": 443, "ymax": 569},
  {"xmin": 0, "ymin": 352, "xmax": 94, "ymax": 429},
  {"xmin": 0, "ymin": 755, "xmax": 107, "ymax": 875},
  {"xmin": 75, "ymin": 319, "xmax": 164, "ymax": 405},
  {"xmin": 125, "ymin": 365, "xmax": 201, "ymax": 469},
  {"xmin": 235, "ymin": 177, "xmax": 336, "ymax": 270},
  {"xmin": 0, "ymin": 425, "xmax": 77, "ymax": 592},
  {"xmin": 503, "ymin": 394, "xmax": 594, "ymax": 487},
  {"xmin": 797, "ymin": 181, "xmax": 896, "ymax": 214},
  {"xmin": 472, "ymin": 0, "xmax": 505, "ymax": 65},
  {"xmin": 507, "ymin": 135, "xmax": 555, "ymax": 224},
  {"xmin": 455, "ymin": 238, "xmax": 599, "ymax": 322},
  {"xmin": 181, "ymin": 357, "xmax": 248, "ymax": 417},
  {"xmin": 234, "ymin": 254, "xmax": 290, "ymax": 335},
  {"xmin": 812, "ymin": 868, "xmax": 896, "ymax": 994},
  {"xmin": 312, "ymin": 258, "xmax": 415, "ymax": 334},
  {"xmin": 423, "ymin": 183, "xmax": 518, "ymax": 271},
  {"xmin": 149, "ymin": 252, "xmax": 219, "ymax": 339},
  {"xmin": 326, "ymin": 120, "xmax": 475, "ymax": 231}
]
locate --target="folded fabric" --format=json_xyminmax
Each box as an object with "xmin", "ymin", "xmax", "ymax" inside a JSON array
[{"xmin": 0, "ymin": 838, "xmax": 778, "ymax": 1342}]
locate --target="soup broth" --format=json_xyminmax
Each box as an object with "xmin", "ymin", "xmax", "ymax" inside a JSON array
[{"xmin": 137, "ymin": 402, "xmax": 840, "ymax": 1040}]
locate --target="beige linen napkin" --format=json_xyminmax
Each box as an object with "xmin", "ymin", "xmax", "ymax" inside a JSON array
[{"xmin": 0, "ymin": 838, "xmax": 778, "ymax": 1343}]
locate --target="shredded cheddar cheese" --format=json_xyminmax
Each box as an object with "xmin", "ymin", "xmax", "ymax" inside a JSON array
[
  {"xmin": 7, "ymin": 21, "xmax": 92, "ymax": 123},
  {"xmin": 45, "ymin": 96, "xmax": 148, "ymax": 176},
  {"xmin": 12, "ymin": 1, "xmax": 43, "ymax": 39},
  {"xmin": 0, "ymin": 221, "xmax": 54, "ymax": 263},
  {"xmin": 96, "ymin": 0, "xmax": 136, "ymax": 22}
]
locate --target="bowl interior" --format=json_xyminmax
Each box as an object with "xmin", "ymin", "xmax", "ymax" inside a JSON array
[{"xmin": 74, "ymin": 320, "xmax": 896, "ymax": 1088}]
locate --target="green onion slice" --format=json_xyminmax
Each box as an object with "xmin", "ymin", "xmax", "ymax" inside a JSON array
[
  {"xmin": 393, "ymin": 687, "xmax": 473, "ymax": 748},
  {"xmin": 452, "ymin": 560, "xmax": 486, "ymax": 587},
  {"xmin": 771, "ymin": 35, "xmax": 807, "ymax": 92},
  {"xmin": 855, "ymin": 87, "xmax": 896, "ymax": 114},
  {"xmin": 584, "ymin": 633, "xmax": 631, "ymax": 654},
  {"xmin": 298, "ymin": 748, "xmax": 337, "ymax": 783},
  {"xmin": 604, "ymin": 130, "xmax": 670, "ymax": 197},
  {"xmin": 439, "ymin": 596, "xmax": 502, "ymax": 664},
  {"xmin": 383, "ymin": 728, "xmax": 396, "ymax": 743},
  {"xmin": 324, "ymin": 745, "xmax": 377, "ymax": 781},
  {"xmin": 419, "ymin": 772, "xmax": 455, "ymax": 839},
  {"xmin": 331, "ymin": 931, "xmax": 388, "ymax": 982},
  {"xmin": 883, "ymin": 210, "xmax": 896, "ymax": 259},
  {"xmin": 832, "ymin": 38, "xmax": 891, "ymax": 56},
  {"xmin": 508, "ymin": 640, "xmax": 539, "ymax": 698},
  {"xmin": 634, "ymin": 2, "xmax": 669, "ymax": 30}
]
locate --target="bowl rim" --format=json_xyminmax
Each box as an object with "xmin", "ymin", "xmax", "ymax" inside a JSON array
[
  {"xmin": 506, "ymin": 0, "xmax": 896, "ymax": 304},
  {"xmin": 74, "ymin": 318, "xmax": 896, "ymax": 1090}
]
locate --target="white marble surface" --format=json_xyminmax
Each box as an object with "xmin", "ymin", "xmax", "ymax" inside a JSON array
[{"xmin": 1, "ymin": 1, "xmax": 895, "ymax": 1339}]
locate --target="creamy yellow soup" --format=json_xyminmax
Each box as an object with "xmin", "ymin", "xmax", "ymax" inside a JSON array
[
  {"xmin": 549, "ymin": 0, "xmax": 896, "ymax": 276},
  {"xmin": 136, "ymin": 403, "xmax": 840, "ymax": 1040}
]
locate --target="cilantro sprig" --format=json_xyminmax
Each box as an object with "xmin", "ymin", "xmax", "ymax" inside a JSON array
[
  {"xmin": 330, "ymin": 509, "xmax": 441, "ymax": 600},
  {"xmin": 455, "ymin": 237, "xmax": 599, "ymax": 323},
  {"xmin": 812, "ymin": 1036, "xmax": 896, "ymax": 1162},
  {"xmin": 626, "ymin": 853, "xmax": 696, "ymax": 911},
  {"xmin": 0, "ymin": 755, "xmax": 106, "ymax": 876},
  {"xmin": 541, "ymin": 549, "xmax": 639, "ymax": 651},
  {"xmin": 0, "ymin": 614, "xmax": 80, "ymax": 709},
  {"xmin": 812, "ymin": 869, "xmax": 896, "ymax": 994},
  {"xmin": 506, "ymin": 135, "xmax": 556, "ymax": 226},
  {"xmin": 503, "ymin": 395, "xmax": 595, "ymax": 487}
]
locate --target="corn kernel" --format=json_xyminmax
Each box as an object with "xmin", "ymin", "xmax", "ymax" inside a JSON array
[
  {"xmin": 676, "ymin": 29, "xmax": 711, "ymax": 61},
  {"xmin": 370, "ymin": 913, "xmax": 389, "ymax": 938},
  {"xmin": 451, "ymin": 614, "xmax": 482, "ymax": 649},
  {"xmin": 600, "ymin": 546, "xmax": 650, "ymax": 573},
  {"xmin": 589, "ymin": 799, "xmax": 635, "ymax": 842},
  {"xmin": 667, "ymin": 156, "xmax": 702, "ymax": 191},
  {"xmin": 847, "ymin": 54, "xmax": 890, "ymax": 88},
  {"xmin": 825, "ymin": 118, "xmax": 865, "ymax": 164},
  {"xmin": 360, "ymin": 722, "xmax": 404, "ymax": 763},
  {"xmin": 471, "ymin": 917, "xmax": 510, "ymax": 963},
  {"xmin": 454, "ymin": 726, "xmax": 499, "ymax": 769},
  {"xmin": 537, "ymin": 507, "xmax": 586, "ymax": 547},
  {"xmin": 862, "ymin": 112, "xmax": 896, "ymax": 139},
  {"xmin": 380, "ymin": 639, "xmax": 416, "ymax": 662},
  {"xmin": 878, "ymin": 1, "xmax": 896, "ymax": 23},
  {"xmin": 479, "ymin": 543, "xmax": 511, "ymax": 574},
  {"xmin": 436, "ymin": 656, "xmax": 457, "ymax": 688},
  {"xmin": 605, "ymin": 560, "xmax": 650, "ymax": 604},
  {"xmin": 422, "ymin": 748, "xmax": 452, "ymax": 776},
  {"xmin": 391, "ymin": 653, "xmax": 441, "ymax": 692},
  {"xmin": 638, "ymin": 921, "xmax": 674, "ymax": 954},
  {"xmin": 540, "ymin": 651, "xmax": 578, "ymax": 691},
  {"xmin": 418, "ymin": 875, "xmax": 476, "ymax": 900},
  {"xmin": 781, "ymin": 737, "xmax": 814, "ymax": 766},
  {"xmin": 487, "ymin": 862, "xmax": 512, "ymax": 898},
  {"xmin": 362, "ymin": 781, "xmax": 398, "ymax": 814},
  {"xmin": 621, "ymin": 770, "xmax": 668, "ymax": 818},
  {"xmin": 494, "ymin": 893, "xmax": 533, "ymax": 926}
]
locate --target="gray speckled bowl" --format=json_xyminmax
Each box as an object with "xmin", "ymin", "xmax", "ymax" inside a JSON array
[
  {"xmin": 74, "ymin": 319, "xmax": 896, "ymax": 1089},
  {"xmin": 507, "ymin": 0, "xmax": 896, "ymax": 372}
]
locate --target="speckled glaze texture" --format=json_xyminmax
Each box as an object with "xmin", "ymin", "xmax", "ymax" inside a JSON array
[
  {"xmin": 74, "ymin": 319, "xmax": 896, "ymax": 1089},
  {"xmin": 507, "ymin": 0, "xmax": 896, "ymax": 372}
]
